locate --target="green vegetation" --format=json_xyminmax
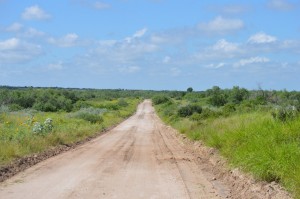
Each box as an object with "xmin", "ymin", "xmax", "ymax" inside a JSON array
[
  {"xmin": 154, "ymin": 86, "xmax": 300, "ymax": 198},
  {"xmin": 2, "ymin": 85, "xmax": 300, "ymax": 197},
  {"xmin": 0, "ymin": 87, "xmax": 143, "ymax": 167}
]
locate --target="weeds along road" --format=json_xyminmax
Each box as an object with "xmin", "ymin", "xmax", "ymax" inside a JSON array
[{"xmin": 0, "ymin": 100, "xmax": 225, "ymax": 199}]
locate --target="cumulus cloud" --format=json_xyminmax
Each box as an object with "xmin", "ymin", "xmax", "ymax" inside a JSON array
[
  {"xmin": 0, "ymin": 38, "xmax": 42, "ymax": 64},
  {"xmin": 248, "ymin": 32, "xmax": 277, "ymax": 44},
  {"xmin": 48, "ymin": 33, "xmax": 79, "ymax": 47},
  {"xmin": 74, "ymin": 28, "xmax": 158, "ymax": 73},
  {"xmin": 234, "ymin": 57, "xmax": 270, "ymax": 67},
  {"xmin": 267, "ymin": 0, "xmax": 295, "ymax": 11},
  {"xmin": 23, "ymin": 28, "xmax": 45, "ymax": 38},
  {"xmin": 212, "ymin": 39, "xmax": 239, "ymax": 52},
  {"xmin": 5, "ymin": 22, "xmax": 23, "ymax": 32},
  {"xmin": 192, "ymin": 39, "xmax": 240, "ymax": 62},
  {"xmin": 198, "ymin": 16, "xmax": 244, "ymax": 35},
  {"xmin": 22, "ymin": 5, "xmax": 51, "ymax": 20}
]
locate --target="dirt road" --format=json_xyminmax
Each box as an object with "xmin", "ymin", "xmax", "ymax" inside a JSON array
[{"xmin": 0, "ymin": 100, "xmax": 226, "ymax": 199}]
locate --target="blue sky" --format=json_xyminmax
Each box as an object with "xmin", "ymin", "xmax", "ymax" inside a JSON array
[{"xmin": 0, "ymin": 0, "xmax": 299, "ymax": 90}]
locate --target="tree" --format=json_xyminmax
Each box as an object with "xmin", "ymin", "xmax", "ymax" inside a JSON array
[
  {"xmin": 229, "ymin": 86, "xmax": 249, "ymax": 104},
  {"xmin": 206, "ymin": 86, "xmax": 227, "ymax": 107},
  {"xmin": 187, "ymin": 87, "xmax": 193, "ymax": 92}
]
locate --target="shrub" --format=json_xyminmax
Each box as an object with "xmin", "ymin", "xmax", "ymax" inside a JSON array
[
  {"xmin": 9, "ymin": 104, "xmax": 23, "ymax": 111},
  {"xmin": 76, "ymin": 113, "xmax": 103, "ymax": 123},
  {"xmin": 117, "ymin": 98, "xmax": 128, "ymax": 107},
  {"xmin": 152, "ymin": 95, "xmax": 170, "ymax": 105},
  {"xmin": 271, "ymin": 106, "xmax": 298, "ymax": 122},
  {"xmin": 68, "ymin": 107, "xmax": 106, "ymax": 123},
  {"xmin": 222, "ymin": 103, "xmax": 236, "ymax": 116},
  {"xmin": 199, "ymin": 108, "xmax": 219, "ymax": 119},
  {"xmin": 32, "ymin": 118, "xmax": 54, "ymax": 135},
  {"xmin": 0, "ymin": 105, "xmax": 10, "ymax": 113},
  {"xmin": 178, "ymin": 104, "xmax": 202, "ymax": 117},
  {"xmin": 190, "ymin": 113, "xmax": 202, "ymax": 121}
]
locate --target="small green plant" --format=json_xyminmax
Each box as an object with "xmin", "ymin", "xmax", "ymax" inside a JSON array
[{"xmin": 32, "ymin": 118, "xmax": 54, "ymax": 134}]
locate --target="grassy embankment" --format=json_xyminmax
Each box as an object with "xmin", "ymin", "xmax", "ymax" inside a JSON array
[
  {"xmin": 0, "ymin": 98, "xmax": 140, "ymax": 167},
  {"xmin": 155, "ymin": 98, "xmax": 300, "ymax": 198}
]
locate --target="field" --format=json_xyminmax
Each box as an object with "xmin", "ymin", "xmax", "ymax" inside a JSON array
[
  {"xmin": 1, "ymin": 86, "xmax": 300, "ymax": 197},
  {"xmin": 153, "ymin": 87, "xmax": 300, "ymax": 198},
  {"xmin": 0, "ymin": 87, "xmax": 142, "ymax": 167}
]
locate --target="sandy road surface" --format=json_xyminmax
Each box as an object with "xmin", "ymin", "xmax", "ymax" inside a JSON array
[{"xmin": 0, "ymin": 100, "xmax": 225, "ymax": 199}]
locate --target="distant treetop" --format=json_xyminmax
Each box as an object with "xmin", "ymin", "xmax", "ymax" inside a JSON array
[{"xmin": 187, "ymin": 87, "xmax": 193, "ymax": 92}]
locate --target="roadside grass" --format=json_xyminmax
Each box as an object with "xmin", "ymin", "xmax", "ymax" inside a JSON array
[
  {"xmin": 155, "ymin": 103, "xmax": 300, "ymax": 198},
  {"xmin": 0, "ymin": 98, "xmax": 140, "ymax": 167}
]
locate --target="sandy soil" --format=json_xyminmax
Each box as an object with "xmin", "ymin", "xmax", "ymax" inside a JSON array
[{"xmin": 0, "ymin": 100, "xmax": 226, "ymax": 199}]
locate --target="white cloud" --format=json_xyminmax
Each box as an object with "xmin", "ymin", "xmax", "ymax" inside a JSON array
[
  {"xmin": 212, "ymin": 39, "xmax": 239, "ymax": 52},
  {"xmin": 5, "ymin": 22, "xmax": 23, "ymax": 32},
  {"xmin": 74, "ymin": 29, "xmax": 159, "ymax": 73},
  {"xmin": 150, "ymin": 35, "xmax": 168, "ymax": 44},
  {"xmin": 234, "ymin": 57, "xmax": 270, "ymax": 67},
  {"xmin": 205, "ymin": 62, "xmax": 225, "ymax": 69},
  {"xmin": 125, "ymin": 28, "xmax": 147, "ymax": 43},
  {"xmin": 0, "ymin": 38, "xmax": 42, "ymax": 64},
  {"xmin": 23, "ymin": 28, "xmax": 45, "ymax": 38},
  {"xmin": 198, "ymin": 16, "xmax": 244, "ymax": 34},
  {"xmin": 268, "ymin": 0, "xmax": 295, "ymax": 11},
  {"xmin": 22, "ymin": 5, "xmax": 51, "ymax": 20},
  {"xmin": 192, "ymin": 39, "xmax": 240, "ymax": 62},
  {"xmin": 119, "ymin": 66, "xmax": 141, "ymax": 74},
  {"xmin": 98, "ymin": 40, "xmax": 117, "ymax": 47},
  {"xmin": 248, "ymin": 32, "xmax": 277, "ymax": 44},
  {"xmin": 163, "ymin": 56, "xmax": 171, "ymax": 63},
  {"xmin": 47, "ymin": 61, "xmax": 63, "ymax": 70},
  {"xmin": 94, "ymin": 1, "xmax": 111, "ymax": 9},
  {"xmin": 48, "ymin": 33, "xmax": 79, "ymax": 47},
  {"xmin": 220, "ymin": 5, "xmax": 249, "ymax": 14},
  {"xmin": 0, "ymin": 38, "xmax": 19, "ymax": 50},
  {"xmin": 133, "ymin": 28, "xmax": 147, "ymax": 38}
]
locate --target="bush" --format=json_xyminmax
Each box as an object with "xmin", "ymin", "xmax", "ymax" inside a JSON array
[
  {"xmin": 178, "ymin": 104, "xmax": 202, "ymax": 117},
  {"xmin": 117, "ymin": 98, "xmax": 128, "ymax": 107},
  {"xmin": 76, "ymin": 113, "xmax": 103, "ymax": 123},
  {"xmin": 190, "ymin": 113, "xmax": 202, "ymax": 121},
  {"xmin": 152, "ymin": 95, "xmax": 170, "ymax": 105},
  {"xmin": 222, "ymin": 103, "xmax": 236, "ymax": 116},
  {"xmin": 271, "ymin": 106, "xmax": 298, "ymax": 122},
  {"xmin": 200, "ymin": 108, "xmax": 219, "ymax": 119},
  {"xmin": 69, "ymin": 107, "xmax": 106, "ymax": 123},
  {"xmin": 32, "ymin": 118, "xmax": 54, "ymax": 135},
  {"xmin": 9, "ymin": 104, "xmax": 23, "ymax": 111}
]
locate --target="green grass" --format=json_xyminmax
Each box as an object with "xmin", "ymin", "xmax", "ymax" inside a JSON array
[
  {"xmin": 155, "ymin": 103, "xmax": 300, "ymax": 198},
  {"xmin": 0, "ymin": 98, "xmax": 140, "ymax": 167}
]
